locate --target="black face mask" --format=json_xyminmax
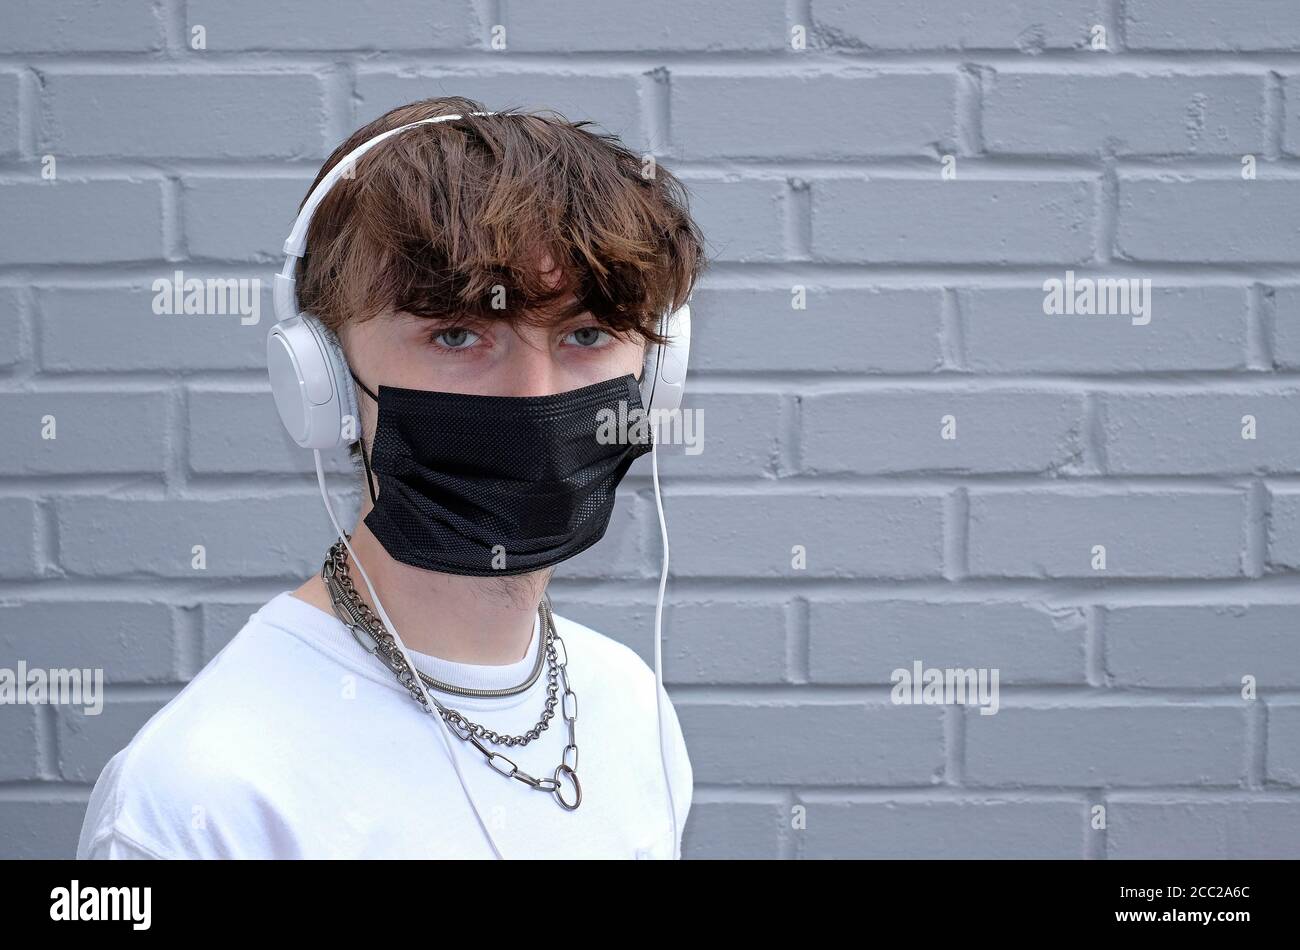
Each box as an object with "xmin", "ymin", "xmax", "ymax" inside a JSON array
[{"xmin": 350, "ymin": 372, "xmax": 653, "ymax": 577}]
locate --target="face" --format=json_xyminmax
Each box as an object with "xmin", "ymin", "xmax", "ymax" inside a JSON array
[{"xmin": 340, "ymin": 275, "xmax": 647, "ymax": 602}]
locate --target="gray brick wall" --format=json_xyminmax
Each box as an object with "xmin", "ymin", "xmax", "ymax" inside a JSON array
[{"xmin": 1, "ymin": 0, "xmax": 1298, "ymax": 860}]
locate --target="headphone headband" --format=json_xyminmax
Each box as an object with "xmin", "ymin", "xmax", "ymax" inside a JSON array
[{"xmin": 283, "ymin": 112, "xmax": 495, "ymax": 260}]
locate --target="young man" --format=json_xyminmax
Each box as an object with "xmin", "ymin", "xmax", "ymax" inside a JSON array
[{"xmin": 76, "ymin": 98, "xmax": 706, "ymax": 859}]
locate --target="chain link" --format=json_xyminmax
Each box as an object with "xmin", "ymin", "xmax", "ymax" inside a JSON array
[{"xmin": 321, "ymin": 538, "xmax": 582, "ymax": 810}]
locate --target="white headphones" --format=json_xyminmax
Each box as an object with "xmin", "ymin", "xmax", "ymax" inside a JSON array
[{"xmin": 267, "ymin": 111, "xmax": 691, "ymax": 450}]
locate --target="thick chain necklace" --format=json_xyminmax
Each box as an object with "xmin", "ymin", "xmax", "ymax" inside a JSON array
[{"xmin": 321, "ymin": 538, "xmax": 581, "ymax": 810}]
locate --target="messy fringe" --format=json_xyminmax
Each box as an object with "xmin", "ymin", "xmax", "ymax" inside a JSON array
[{"xmin": 294, "ymin": 96, "xmax": 707, "ymax": 348}]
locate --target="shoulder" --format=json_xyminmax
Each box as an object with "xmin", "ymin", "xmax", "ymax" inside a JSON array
[
  {"xmin": 77, "ymin": 704, "xmax": 269, "ymax": 859},
  {"xmin": 547, "ymin": 609, "xmax": 665, "ymax": 710},
  {"xmin": 548, "ymin": 607, "xmax": 694, "ymax": 817},
  {"xmin": 78, "ymin": 594, "xmax": 333, "ymax": 859}
]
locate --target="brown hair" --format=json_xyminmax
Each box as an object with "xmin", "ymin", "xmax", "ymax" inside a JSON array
[{"xmin": 293, "ymin": 96, "xmax": 706, "ymax": 349}]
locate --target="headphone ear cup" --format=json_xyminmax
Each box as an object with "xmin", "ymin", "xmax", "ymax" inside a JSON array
[
  {"xmin": 640, "ymin": 303, "xmax": 691, "ymax": 416},
  {"xmin": 266, "ymin": 313, "xmax": 356, "ymax": 449},
  {"xmin": 311, "ymin": 316, "xmax": 359, "ymax": 441}
]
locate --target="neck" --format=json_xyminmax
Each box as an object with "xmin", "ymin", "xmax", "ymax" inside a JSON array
[{"xmin": 295, "ymin": 512, "xmax": 549, "ymax": 667}]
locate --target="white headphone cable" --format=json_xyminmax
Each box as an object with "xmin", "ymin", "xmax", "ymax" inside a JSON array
[
  {"xmin": 650, "ymin": 435, "xmax": 681, "ymax": 859},
  {"xmin": 311, "ymin": 449, "xmax": 509, "ymax": 860}
]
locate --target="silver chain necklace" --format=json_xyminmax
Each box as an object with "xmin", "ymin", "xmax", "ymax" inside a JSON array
[
  {"xmin": 321, "ymin": 538, "xmax": 582, "ymax": 810},
  {"xmin": 324, "ymin": 540, "xmax": 545, "ymax": 700}
]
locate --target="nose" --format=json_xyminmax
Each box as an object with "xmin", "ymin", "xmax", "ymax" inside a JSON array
[{"xmin": 501, "ymin": 326, "xmax": 565, "ymax": 398}]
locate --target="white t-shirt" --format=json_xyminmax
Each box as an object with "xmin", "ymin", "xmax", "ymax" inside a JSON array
[{"xmin": 76, "ymin": 591, "xmax": 692, "ymax": 859}]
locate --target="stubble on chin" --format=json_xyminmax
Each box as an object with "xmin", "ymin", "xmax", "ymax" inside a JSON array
[{"xmin": 470, "ymin": 566, "xmax": 555, "ymax": 610}]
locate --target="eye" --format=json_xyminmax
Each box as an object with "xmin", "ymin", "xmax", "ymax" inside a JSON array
[
  {"xmin": 431, "ymin": 326, "xmax": 481, "ymax": 351},
  {"xmin": 565, "ymin": 326, "xmax": 611, "ymax": 348}
]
